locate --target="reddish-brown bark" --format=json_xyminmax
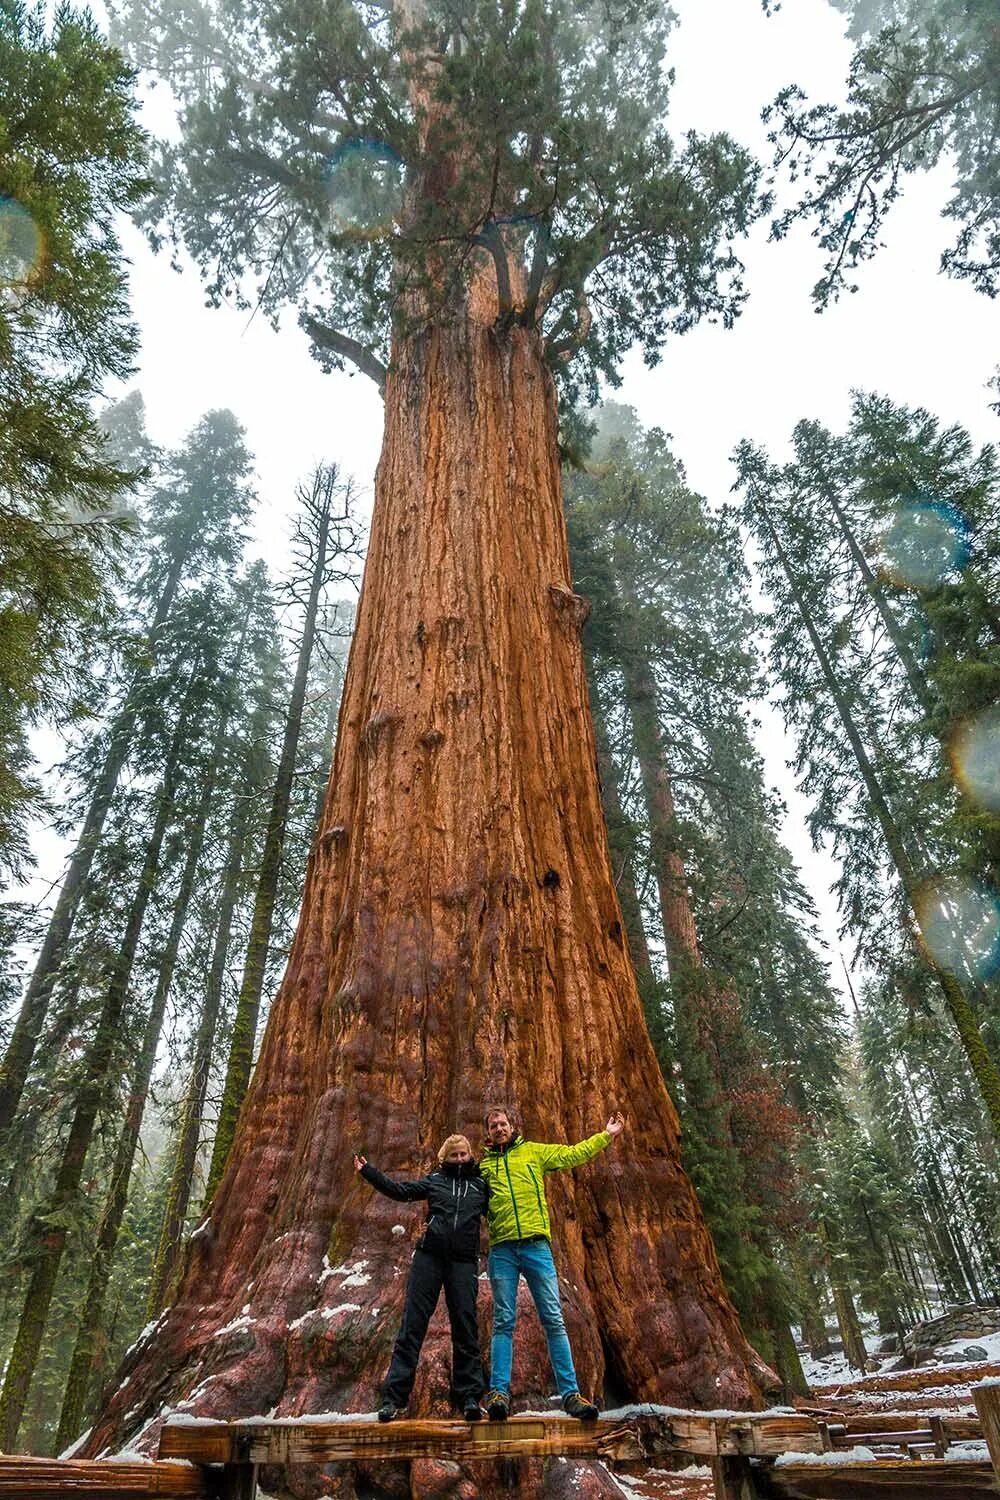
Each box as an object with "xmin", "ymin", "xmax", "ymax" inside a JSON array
[{"xmin": 83, "ymin": 302, "xmax": 759, "ymax": 1493}]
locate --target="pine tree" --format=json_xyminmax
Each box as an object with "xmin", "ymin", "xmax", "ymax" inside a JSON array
[
  {"xmin": 54, "ymin": 569, "xmax": 281, "ymax": 1450},
  {"xmin": 0, "ymin": 1, "xmax": 148, "ymax": 874},
  {"xmin": 735, "ymin": 431, "xmax": 1000, "ymax": 1139},
  {"xmin": 764, "ymin": 0, "xmax": 1000, "ymax": 305},
  {"xmin": 206, "ymin": 466, "xmax": 363, "ymax": 1197},
  {"xmin": 0, "ymin": 411, "xmax": 255, "ymax": 1139}
]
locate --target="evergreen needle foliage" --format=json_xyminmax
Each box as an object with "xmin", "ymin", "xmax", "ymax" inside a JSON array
[
  {"xmin": 109, "ymin": 0, "xmax": 764, "ymax": 405},
  {"xmin": 765, "ymin": 0, "xmax": 1000, "ymax": 305},
  {"xmin": 0, "ymin": 0, "xmax": 150, "ymax": 875}
]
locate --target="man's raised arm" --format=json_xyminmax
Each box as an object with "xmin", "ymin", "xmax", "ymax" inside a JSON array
[{"xmin": 534, "ymin": 1111, "xmax": 625, "ymax": 1171}]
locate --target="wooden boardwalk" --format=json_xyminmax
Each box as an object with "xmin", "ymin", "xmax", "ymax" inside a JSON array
[{"xmin": 3, "ymin": 1394, "xmax": 998, "ymax": 1498}]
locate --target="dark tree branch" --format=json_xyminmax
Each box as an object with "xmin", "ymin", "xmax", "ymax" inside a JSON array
[
  {"xmin": 471, "ymin": 219, "xmax": 514, "ymax": 319},
  {"xmin": 302, "ymin": 314, "xmax": 388, "ymax": 392}
]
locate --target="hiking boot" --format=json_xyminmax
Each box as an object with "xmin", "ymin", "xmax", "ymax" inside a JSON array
[
  {"xmin": 463, "ymin": 1400, "xmax": 483, "ymax": 1422},
  {"xmin": 563, "ymin": 1392, "xmax": 599, "ymax": 1421},
  {"xmin": 484, "ymin": 1388, "xmax": 510, "ymax": 1421},
  {"xmin": 378, "ymin": 1403, "xmax": 405, "ymax": 1423}
]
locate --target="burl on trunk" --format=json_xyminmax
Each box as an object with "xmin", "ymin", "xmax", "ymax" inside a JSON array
[{"xmin": 82, "ymin": 304, "xmax": 760, "ymax": 1493}]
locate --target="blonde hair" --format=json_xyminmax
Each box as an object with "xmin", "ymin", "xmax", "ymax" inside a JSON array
[{"xmin": 437, "ymin": 1133, "xmax": 473, "ymax": 1163}]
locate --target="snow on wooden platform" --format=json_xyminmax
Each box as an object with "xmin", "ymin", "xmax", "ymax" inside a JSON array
[{"xmin": 157, "ymin": 1410, "xmax": 827, "ymax": 1466}]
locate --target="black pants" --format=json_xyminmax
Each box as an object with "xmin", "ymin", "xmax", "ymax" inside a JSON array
[{"xmin": 383, "ymin": 1248, "xmax": 484, "ymax": 1406}]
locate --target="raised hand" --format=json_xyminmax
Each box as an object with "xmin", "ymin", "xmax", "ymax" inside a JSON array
[
  {"xmin": 605, "ymin": 1111, "xmax": 625, "ymax": 1137},
  {"xmin": 353, "ymin": 1154, "xmax": 367, "ymax": 1171}
]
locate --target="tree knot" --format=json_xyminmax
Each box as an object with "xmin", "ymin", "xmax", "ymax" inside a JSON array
[
  {"xmin": 362, "ymin": 709, "xmax": 402, "ymax": 752},
  {"xmin": 548, "ymin": 583, "xmax": 591, "ymax": 628}
]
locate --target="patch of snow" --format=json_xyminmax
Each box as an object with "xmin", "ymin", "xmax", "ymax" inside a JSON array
[
  {"xmin": 935, "ymin": 1332, "xmax": 1000, "ymax": 1361},
  {"xmin": 238, "ymin": 1410, "xmax": 379, "ymax": 1425},
  {"xmin": 947, "ymin": 1440, "xmax": 989, "ymax": 1460},
  {"xmin": 392, "ymin": 1224, "xmax": 405, "ymax": 1236},
  {"xmin": 976, "ymin": 1376, "xmax": 1000, "ymax": 1388},
  {"xmin": 189, "ymin": 1217, "xmax": 211, "ymax": 1241},
  {"xmin": 57, "ymin": 1427, "xmax": 92, "ymax": 1460},
  {"xmin": 289, "ymin": 1302, "xmax": 363, "ymax": 1330},
  {"xmin": 123, "ymin": 1311, "xmax": 167, "ymax": 1359},
  {"xmin": 169, "ymin": 1415, "xmax": 231, "ymax": 1427},
  {"xmin": 211, "ymin": 1314, "xmax": 256, "ymax": 1338},
  {"xmin": 175, "ymin": 1376, "xmax": 221, "ymax": 1408},
  {"xmin": 775, "ymin": 1446, "xmax": 877, "ymax": 1466},
  {"xmin": 341, "ymin": 1270, "xmax": 372, "ymax": 1287},
  {"xmin": 672, "ymin": 1465, "xmax": 712, "ymax": 1478}
]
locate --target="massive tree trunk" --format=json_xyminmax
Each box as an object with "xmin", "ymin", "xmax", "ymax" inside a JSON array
[{"xmin": 83, "ymin": 309, "xmax": 759, "ymax": 1493}]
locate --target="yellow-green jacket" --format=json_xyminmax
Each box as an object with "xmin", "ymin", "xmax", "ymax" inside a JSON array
[{"xmin": 480, "ymin": 1133, "xmax": 611, "ymax": 1245}]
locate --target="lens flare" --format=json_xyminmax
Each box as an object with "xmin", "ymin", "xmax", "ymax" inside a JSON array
[
  {"xmin": 324, "ymin": 139, "xmax": 403, "ymax": 240},
  {"xmin": 0, "ymin": 196, "xmax": 44, "ymax": 288},
  {"xmin": 914, "ymin": 875, "xmax": 1000, "ymax": 982},
  {"xmin": 880, "ymin": 498, "xmax": 970, "ymax": 591},
  {"xmin": 952, "ymin": 705, "xmax": 1000, "ymax": 813}
]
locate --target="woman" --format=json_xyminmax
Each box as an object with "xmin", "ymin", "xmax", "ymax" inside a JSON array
[{"xmin": 353, "ymin": 1134, "xmax": 488, "ymax": 1422}]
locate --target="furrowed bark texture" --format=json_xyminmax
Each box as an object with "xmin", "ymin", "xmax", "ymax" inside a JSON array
[{"xmin": 84, "ymin": 315, "xmax": 758, "ymax": 1492}]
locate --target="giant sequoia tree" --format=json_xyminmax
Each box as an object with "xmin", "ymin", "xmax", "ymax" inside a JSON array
[{"xmin": 82, "ymin": 1, "xmax": 765, "ymax": 1484}]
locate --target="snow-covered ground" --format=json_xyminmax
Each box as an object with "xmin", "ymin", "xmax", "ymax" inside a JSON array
[{"xmin": 796, "ymin": 1315, "xmax": 1000, "ymax": 1389}]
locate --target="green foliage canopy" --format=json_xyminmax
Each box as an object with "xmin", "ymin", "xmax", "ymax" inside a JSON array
[
  {"xmin": 765, "ymin": 0, "xmax": 1000, "ymax": 305},
  {"xmin": 112, "ymin": 0, "xmax": 764, "ymax": 403},
  {"xmin": 0, "ymin": 1, "xmax": 149, "ymax": 874}
]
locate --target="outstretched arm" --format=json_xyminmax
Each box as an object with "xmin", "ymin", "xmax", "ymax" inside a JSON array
[
  {"xmin": 534, "ymin": 1112, "xmax": 626, "ymax": 1172},
  {"xmin": 354, "ymin": 1155, "xmax": 431, "ymax": 1202}
]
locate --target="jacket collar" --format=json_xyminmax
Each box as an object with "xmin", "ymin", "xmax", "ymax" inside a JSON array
[{"xmin": 440, "ymin": 1158, "xmax": 481, "ymax": 1178}]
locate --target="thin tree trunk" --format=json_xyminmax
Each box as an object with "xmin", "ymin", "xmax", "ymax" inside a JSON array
[
  {"xmin": 83, "ymin": 311, "xmax": 760, "ymax": 1480},
  {"xmin": 826, "ymin": 489, "xmax": 934, "ymax": 717},
  {"xmin": 206, "ymin": 474, "xmax": 337, "ymax": 1198},
  {"xmin": 586, "ymin": 662, "xmax": 654, "ymax": 992},
  {"xmin": 0, "ymin": 535, "xmax": 194, "ymax": 1135},
  {"xmin": 55, "ymin": 619, "xmax": 251, "ymax": 1452},
  {"xmin": 819, "ymin": 1221, "xmax": 868, "ymax": 1374},
  {"xmin": 0, "ymin": 668, "xmax": 202, "ymax": 1450},
  {"xmin": 146, "ymin": 791, "xmax": 254, "ymax": 1315},
  {"xmin": 623, "ymin": 655, "xmax": 731, "ymax": 1140},
  {"xmin": 794, "ymin": 1256, "xmax": 832, "ymax": 1360},
  {"xmin": 753, "ymin": 493, "xmax": 1000, "ymax": 1138}
]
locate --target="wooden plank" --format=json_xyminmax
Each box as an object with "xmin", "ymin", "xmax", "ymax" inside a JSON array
[
  {"xmin": 248, "ymin": 1417, "xmax": 651, "ymax": 1464},
  {"xmin": 819, "ymin": 1415, "xmax": 981, "ymax": 1442},
  {"xmin": 0, "ymin": 1454, "xmax": 220, "ymax": 1497},
  {"xmin": 159, "ymin": 1426, "xmax": 234, "ymax": 1465},
  {"xmin": 760, "ymin": 1459, "xmax": 998, "ymax": 1500},
  {"xmin": 974, "ymin": 1385, "xmax": 1000, "ymax": 1482},
  {"xmin": 161, "ymin": 1412, "xmax": 827, "ymax": 1466}
]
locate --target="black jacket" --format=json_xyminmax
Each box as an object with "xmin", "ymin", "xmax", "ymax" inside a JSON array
[{"xmin": 361, "ymin": 1158, "xmax": 488, "ymax": 1261}]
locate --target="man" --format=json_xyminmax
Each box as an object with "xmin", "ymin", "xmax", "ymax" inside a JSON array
[{"xmin": 479, "ymin": 1105, "xmax": 625, "ymax": 1422}]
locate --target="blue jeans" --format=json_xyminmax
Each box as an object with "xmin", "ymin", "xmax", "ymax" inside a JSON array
[{"xmin": 488, "ymin": 1239, "xmax": 579, "ymax": 1397}]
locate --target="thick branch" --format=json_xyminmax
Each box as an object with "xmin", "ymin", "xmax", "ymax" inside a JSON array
[
  {"xmin": 547, "ymin": 290, "xmax": 593, "ymax": 362},
  {"xmin": 302, "ymin": 314, "xmax": 387, "ymax": 393},
  {"xmin": 471, "ymin": 220, "xmax": 514, "ymax": 320}
]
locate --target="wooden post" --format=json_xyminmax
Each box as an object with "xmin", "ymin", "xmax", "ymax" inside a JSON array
[
  {"xmin": 973, "ymin": 1382, "xmax": 1000, "ymax": 1483},
  {"xmin": 710, "ymin": 1455, "xmax": 759, "ymax": 1500},
  {"xmin": 220, "ymin": 1434, "xmax": 257, "ymax": 1500}
]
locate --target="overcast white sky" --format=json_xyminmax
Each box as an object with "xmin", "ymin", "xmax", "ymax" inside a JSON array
[{"xmin": 25, "ymin": 0, "xmax": 1000, "ymax": 999}]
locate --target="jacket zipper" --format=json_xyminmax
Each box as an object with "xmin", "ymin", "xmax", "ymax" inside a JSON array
[
  {"xmin": 501, "ymin": 1151, "xmax": 522, "ymax": 1238},
  {"xmin": 527, "ymin": 1164, "xmax": 544, "ymax": 1217}
]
